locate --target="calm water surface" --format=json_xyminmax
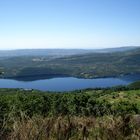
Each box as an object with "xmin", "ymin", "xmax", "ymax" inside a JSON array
[{"xmin": 0, "ymin": 74, "xmax": 140, "ymax": 91}]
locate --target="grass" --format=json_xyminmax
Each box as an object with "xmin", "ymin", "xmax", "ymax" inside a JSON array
[{"xmin": 1, "ymin": 115, "xmax": 140, "ymax": 140}]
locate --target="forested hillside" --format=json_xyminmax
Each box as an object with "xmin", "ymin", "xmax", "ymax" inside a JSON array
[{"xmin": 0, "ymin": 47, "xmax": 140, "ymax": 79}]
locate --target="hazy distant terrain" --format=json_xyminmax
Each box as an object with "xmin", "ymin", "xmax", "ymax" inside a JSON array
[
  {"xmin": 0, "ymin": 46, "xmax": 138, "ymax": 57},
  {"xmin": 0, "ymin": 49, "xmax": 93, "ymax": 57},
  {"xmin": 0, "ymin": 46, "xmax": 140, "ymax": 79}
]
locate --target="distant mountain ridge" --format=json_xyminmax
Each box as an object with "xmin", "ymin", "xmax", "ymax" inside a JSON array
[{"xmin": 0, "ymin": 46, "xmax": 139, "ymax": 57}]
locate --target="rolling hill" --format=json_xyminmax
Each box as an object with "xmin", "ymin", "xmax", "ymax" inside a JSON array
[{"xmin": 0, "ymin": 47, "xmax": 140, "ymax": 79}]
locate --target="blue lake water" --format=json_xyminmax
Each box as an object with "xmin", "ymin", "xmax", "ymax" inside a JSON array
[{"xmin": 0, "ymin": 74, "xmax": 140, "ymax": 91}]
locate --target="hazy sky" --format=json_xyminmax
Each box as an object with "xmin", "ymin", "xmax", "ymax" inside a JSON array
[{"xmin": 0, "ymin": 0, "xmax": 140, "ymax": 50}]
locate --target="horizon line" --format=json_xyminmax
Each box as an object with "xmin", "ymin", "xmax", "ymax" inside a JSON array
[{"xmin": 0, "ymin": 46, "xmax": 139, "ymax": 51}]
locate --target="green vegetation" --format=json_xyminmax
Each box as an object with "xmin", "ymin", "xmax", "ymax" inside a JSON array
[
  {"xmin": 1, "ymin": 88, "xmax": 140, "ymax": 118},
  {"xmin": 129, "ymin": 81, "xmax": 140, "ymax": 89},
  {"xmin": 0, "ymin": 48, "xmax": 140, "ymax": 79},
  {"xmin": 0, "ymin": 87, "xmax": 140, "ymax": 139}
]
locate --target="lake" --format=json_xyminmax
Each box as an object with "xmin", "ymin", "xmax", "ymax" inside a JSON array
[{"xmin": 0, "ymin": 74, "xmax": 140, "ymax": 91}]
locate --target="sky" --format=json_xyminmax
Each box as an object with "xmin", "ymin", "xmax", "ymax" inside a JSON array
[{"xmin": 0, "ymin": 0, "xmax": 140, "ymax": 50}]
